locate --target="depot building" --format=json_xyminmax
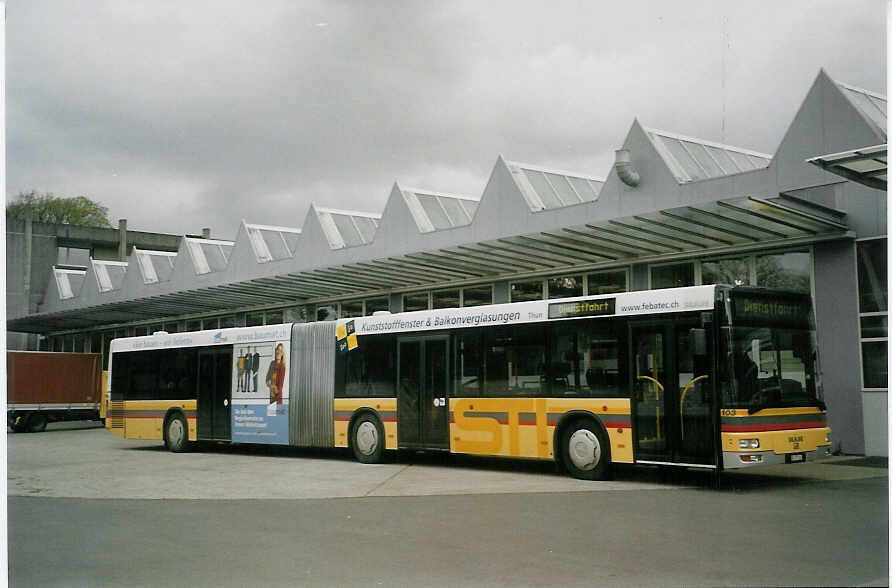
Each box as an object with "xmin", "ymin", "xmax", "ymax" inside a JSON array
[{"xmin": 7, "ymin": 69, "xmax": 887, "ymax": 456}]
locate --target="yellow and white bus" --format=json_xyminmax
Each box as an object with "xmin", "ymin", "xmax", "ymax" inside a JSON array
[{"xmin": 107, "ymin": 284, "xmax": 832, "ymax": 481}]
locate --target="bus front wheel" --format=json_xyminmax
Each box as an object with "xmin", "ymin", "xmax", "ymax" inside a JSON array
[
  {"xmin": 351, "ymin": 413, "xmax": 385, "ymax": 464},
  {"xmin": 164, "ymin": 413, "xmax": 191, "ymax": 453},
  {"xmin": 561, "ymin": 420, "xmax": 610, "ymax": 481}
]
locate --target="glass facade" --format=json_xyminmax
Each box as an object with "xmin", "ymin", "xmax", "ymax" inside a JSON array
[
  {"xmin": 403, "ymin": 293, "xmax": 429, "ymax": 312},
  {"xmin": 651, "ymin": 263, "xmax": 695, "ymax": 289},
  {"xmin": 547, "ymin": 275, "xmax": 583, "ymax": 299},
  {"xmin": 245, "ymin": 311, "xmax": 264, "ymax": 327},
  {"xmin": 756, "ymin": 252, "xmax": 810, "ymax": 293},
  {"xmin": 511, "ymin": 279, "xmax": 543, "ymax": 302},
  {"xmin": 364, "ymin": 297, "xmax": 390, "ymax": 315},
  {"xmin": 462, "ymin": 286, "xmax": 492, "ymax": 307},
  {"xmin": 340, "ymin": 301, "xmax": 363, "ymax": 318},
  {"xmin": 587, "ymin": 270, "xmax": 627, "ymax": 295},
  {"xmin": 701, "ymin": 257, "xmax": 751, "ymax": 286},
  {"xmin": 858, "ymin": 239, "xmax": 888, "ymax": 391},
  {"xmin": 432, "ymin": 289, "xmax": 460, "ymax": 309}
]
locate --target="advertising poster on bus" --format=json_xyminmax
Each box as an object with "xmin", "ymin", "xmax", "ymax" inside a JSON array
[{"xmin": 231, "ymin": 339, "xmax": 289, "ymax": 444}]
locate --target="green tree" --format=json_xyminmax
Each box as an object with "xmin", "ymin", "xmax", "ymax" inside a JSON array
[{"xmin": 6, "ymin": 191, "xmax": 112, "ymax": 227}]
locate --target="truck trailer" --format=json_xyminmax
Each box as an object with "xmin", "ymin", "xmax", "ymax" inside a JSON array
[{"xmin": 7, "ymin": 351, "xmax": 104, "ymax": 432}]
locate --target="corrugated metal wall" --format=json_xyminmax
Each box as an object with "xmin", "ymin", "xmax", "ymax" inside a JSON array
[{"xmin": 289, "ymin": 322, "xmax": 336, "ymax": 447}]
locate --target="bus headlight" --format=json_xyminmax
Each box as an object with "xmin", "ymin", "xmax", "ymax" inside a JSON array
[
  {"xmin": 739, "ymin": 454, "xmax": 763, "ymax": 464},
  {"xmin": 739, "ymin": 439, "xmax": 760, "ymax": 449},
  {"xmin": 825, "ymin": 432, "xmax": 831, "ymax": 443}
]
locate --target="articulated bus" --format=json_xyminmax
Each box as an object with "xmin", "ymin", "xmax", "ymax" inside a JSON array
[{"xmin": 107, "ymin": 284, "xmax": 832, "ymax": 481}]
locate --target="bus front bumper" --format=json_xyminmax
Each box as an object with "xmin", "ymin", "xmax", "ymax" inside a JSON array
[{"xmin": 723, "ymin": 446, "xmax": 833, "ymax": 469}]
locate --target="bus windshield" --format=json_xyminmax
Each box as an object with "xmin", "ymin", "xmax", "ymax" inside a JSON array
[{"xmin": 723, "ymin": 325, "xmax": 822, "ymax": 412}]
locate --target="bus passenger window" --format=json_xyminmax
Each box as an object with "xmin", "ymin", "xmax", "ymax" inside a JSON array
[
  {"xmin": 484, "ymin": 326, "xmax": 544, "ymax": 396},
  {"xmin": 548, "ymin": 329, "xmax": 580, "ymax": 395},
  {"xmin": 579, "ymin": 322, "xmax": 624, "ymax": 397},
  {"xmin": 343, "ymin": 335, "xmax": 396, "ymax": 397},
  {"xmin": 454, "ymin": 330, "xmax": 482, "ymax": 395}
]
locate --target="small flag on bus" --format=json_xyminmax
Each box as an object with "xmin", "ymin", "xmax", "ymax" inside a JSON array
[{"xmin": 336, "ymin": 320, "xmax": 358, "ymax": 353}]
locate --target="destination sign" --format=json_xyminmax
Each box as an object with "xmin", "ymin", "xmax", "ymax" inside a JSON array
[
  {"xmin": 731, "ymin": 294, "xmax": 812, "ymax": 327},
  {"xmin": 548, "ymin": 298, "xmax": 616, "ymax": 319}
]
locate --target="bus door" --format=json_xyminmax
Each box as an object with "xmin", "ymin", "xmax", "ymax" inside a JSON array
[
  {"xmin": 397, "ymin": 336, "xmax": 450, "ymax": 450},
  {"xmin": 197, "ymin": 347, "xmax": 232, "ymax": 441},
  {"xmin": 630, "ymin": 321, "xmax": 714, "ymax": 466}
]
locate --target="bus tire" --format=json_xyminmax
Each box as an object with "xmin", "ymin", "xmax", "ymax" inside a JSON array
[
  {"xmin": 27, "ymin": 413, "xmax": 48, "ymax": 433},
  {"xmin": 561, "ymin": 418, "xmax": 610, "ymax": 481},
  {"xmin": 164, "ymin": 412, "xmax": 191, "ymax": 453},
  {"xmin": 351, "ymin": 413, "xmax": 385, "ymax": 464}
]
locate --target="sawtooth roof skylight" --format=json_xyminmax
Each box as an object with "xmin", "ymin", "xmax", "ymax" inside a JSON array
[
  {"xmin": 91, "ymin": 259, "xmax": 128, "ymax": 293},
  {"xmin": 836, "ymin": 81, "xmax": 887, "ymax": 139},
  {"xmin": 646, "ymin": 128, "xmax": 772, "ymax": 182},
  {"xmin": 506, "ymin": 160, "xmax": 604, "ymax": 212},
  {"xmin": 245, "ymin": 223, "xmax": 301, "ymax": 263},
  {"xmin": 185, "ymin": 237, "xmax": 234, "ymax": 275},
  {"xmin": 315, "ymin": 207, "xmax": 380, "ymax": 249},
  {"xmin": 402, "ymin": 188, "xmax": 480, "ymax": 232},
  {"xmin": 53, "ymin": 266, "xmax": 86, "ymax": 300},
  {"xmin": 133, "ymin": 247, "xmax": 177, "ymax": 284}
]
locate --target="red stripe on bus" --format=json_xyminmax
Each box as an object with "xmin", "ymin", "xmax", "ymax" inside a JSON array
[
  {"xmin": 120, "ymin": 414, "xmax": 196, "ymax": 419},
  {"xmin": 447, "ymin": 418, "xmax": 627, "ymax": 428},
  {"xmin": 722, "ymin": 421, "xmax": 826, "ymax": 432}
]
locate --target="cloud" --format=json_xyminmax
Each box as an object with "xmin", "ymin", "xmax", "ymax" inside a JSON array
[{"xmin": 6, "ymin": 1, "xmax": 886, "ymax": 238}]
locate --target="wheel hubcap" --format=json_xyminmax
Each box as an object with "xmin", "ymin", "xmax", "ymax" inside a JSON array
[
  {"xmin": 356, "ymin": 421, "xmax": 379, "ymax": 455},
  {"xmin": 568, "ymin": 429, "xmax": 601, "ymax": 471},
  {"xmin": 168, "ymin": 419, "xmax": 184, "ymax": 447}
]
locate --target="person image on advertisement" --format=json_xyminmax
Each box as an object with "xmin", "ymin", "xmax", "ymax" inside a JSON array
[
  {"xmin": 266, "ymin": 343, "xmax": 287, "ymax": 404},
  {"xmin": 236, "ymin": 350, "xmax": 246, "ymax": 393},
  {"xmin": 251, "ymin": 347, "xmax": 260, "ymax": 393}
]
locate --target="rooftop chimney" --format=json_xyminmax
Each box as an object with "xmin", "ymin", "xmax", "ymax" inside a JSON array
[{"xmin": 118, "ymin": 219, "xmax": 128, "ymax": 260}]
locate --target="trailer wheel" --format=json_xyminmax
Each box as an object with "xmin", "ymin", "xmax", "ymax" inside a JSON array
[
  {"xmin": 164, "ymin": 413, "xmax": 191, "ymax": 453},
  {"xmin": 27, "ymin": 413, "xmax": 48, "ymax": 433},
  {"xmin": 11, "ymin": 416, "xmax": 27, "ymax": 433}
]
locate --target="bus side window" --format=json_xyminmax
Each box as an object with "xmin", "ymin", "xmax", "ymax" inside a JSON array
[
  {"xmin": 484, "ymin": 326, "xmax": 545, "ymax": 396},
  {"xmin": 343, "ymin": 335, "xmax": 396, "ymax": 398},
  {"xmin": 548, "ymin": 326, "xmax": 579, "ymax": 395},
  {"xmin": 580, "ymin": 319, "xmax": 626, "ymax": 398},
  {"xmin": 454, "ymin": 330, "xmax": 483, "ymax": 396}
]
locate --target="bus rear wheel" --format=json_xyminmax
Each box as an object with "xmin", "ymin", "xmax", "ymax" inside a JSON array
[
  {"xmin": 561, "ymin": 420, "xmax": 610, "ymax": 481},
  {"xmin": 164, "ymin": 413, "xmax": 191, "ymax": 453},
  {"xmin": 351, "ymin": 413, "xmax": 385, "ymax": 464}
]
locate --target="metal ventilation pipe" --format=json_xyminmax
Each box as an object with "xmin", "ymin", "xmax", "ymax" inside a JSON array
[
  {"xmin": 615, "ymin": 148, "xmax": 640, "ymax": 187},
  {"xmin": 201, "ymin": 227, "xmax": 211, "ymax": 239},
  {"xmin": 118, "ymin": 219, "xmax": 128, "ymax": 260}
]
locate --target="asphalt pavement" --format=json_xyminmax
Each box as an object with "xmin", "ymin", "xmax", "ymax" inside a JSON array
[{"xmin": 7, "ymin": 422, "xmax": 890, "ymax": 587}]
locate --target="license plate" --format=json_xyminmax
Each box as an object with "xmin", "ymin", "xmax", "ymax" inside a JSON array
[{"xmin": 787, "ymin": 453, "xmax": 805, "ymax": 463}]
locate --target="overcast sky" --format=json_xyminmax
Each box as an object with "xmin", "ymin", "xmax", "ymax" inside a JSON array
[{"xmin": 6, "ymin": 1, "xmax": 886, "ymax": 238}]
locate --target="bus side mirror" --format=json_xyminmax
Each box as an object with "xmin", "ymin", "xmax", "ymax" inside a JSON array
[{"xmin": 690, "ymin": 329, "xmax": 707, "ymax": 356}]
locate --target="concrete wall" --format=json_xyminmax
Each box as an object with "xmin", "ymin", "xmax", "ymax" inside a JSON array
[{"xmin": 812, "ymin": 240, "xmax": 865, "ymax": 454}]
